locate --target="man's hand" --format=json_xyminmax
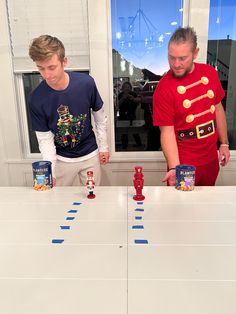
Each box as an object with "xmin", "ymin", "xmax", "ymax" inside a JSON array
[
  {"xmin": 219, "ymin": 145, "xmax": 230, "ymax": 166},
  {"xmin": 52, "ymin": 177, "xmax": 56, "ymax": 187},
  {"xmin": 99, "ymin": 152, "xmax": 110, "ymax": 165},
  {"xmin": 162, "ymin": 169, "xmax": 176, "ymax": 186}
]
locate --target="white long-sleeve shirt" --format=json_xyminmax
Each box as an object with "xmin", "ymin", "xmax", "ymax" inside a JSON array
[{"xmin": 36, "ymin": 107, "xmax": 109, "ymax": 176}]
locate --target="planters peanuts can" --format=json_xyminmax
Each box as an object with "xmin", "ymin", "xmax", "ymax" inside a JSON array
[
  {"xmin": 175, "ymin": 164, "xmax": 196, "ymax": 191},
  {"xmin": 32, "ymin": 161, "xmax": 53, "ymax": 191}
]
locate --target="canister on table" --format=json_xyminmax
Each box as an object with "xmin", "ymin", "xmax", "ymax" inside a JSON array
[
  {"xmin": 32, "ymin": 161, "xmax": 53, "ymax": 191},
  {"xmin": 175, "ymin": 164, "xmax": 196, "ymax": 191}
]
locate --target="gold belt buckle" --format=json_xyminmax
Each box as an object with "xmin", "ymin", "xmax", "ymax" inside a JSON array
[{"xmin": 196, "ymin": 120, "xmax": 215, "ymax": 139}]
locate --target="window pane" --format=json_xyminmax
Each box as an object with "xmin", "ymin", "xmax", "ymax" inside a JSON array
[
  {"xmin": 23, "ymin": 73, "xmax": 42, "ymax": 154},
  {"xmin": 111, "ymin": 0, "xmax": 183, "ymax": 151},
  {"xmin": 208, "ymin": 0, "xmax": 236, "ymax": 149}
]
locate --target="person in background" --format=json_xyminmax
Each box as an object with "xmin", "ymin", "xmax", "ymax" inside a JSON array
[
  {"xmin": 28, "ymin": 35, "xmax": 109, "ymax": 186},
  {"xmin": 118, "ymin": 81, "xmax": 140, "ymax": 125},
  {"xmin": 118, "ymin": 81, "xmax": 142, "ymax": 149},
  {"xmin": 140, "ymin": 69, "xmax": 162, "ymax": 151},
  {"xmin": 153, "ymin": 26, "xmax": 230, "ymax": 186}
]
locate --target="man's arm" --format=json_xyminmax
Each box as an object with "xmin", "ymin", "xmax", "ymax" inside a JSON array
[
  {"xmin": 92, "ymin": 106, "xmax": 110, "ymax": 165},
  {"xmin": 36, "ymin": 131, "xmax": 57, "ymax": 185},
  {"xmin": 215, "ymin": 102, "xmax": 230, "ymax": 166},
  {"xmin": 160, "ymin": 125, "xmax": 180, "ymax": 185}
]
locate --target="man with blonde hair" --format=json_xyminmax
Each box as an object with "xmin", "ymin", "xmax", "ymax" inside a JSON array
[{"xmin": 29, "ymin": 35, "xmax": 109, "ymax": 186}]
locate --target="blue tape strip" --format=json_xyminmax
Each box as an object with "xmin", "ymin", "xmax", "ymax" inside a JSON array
[
  {"xmin": 135, "ymin": 216, "xmax": 142, "ymax": 220},
  {"xmin": 52, "ymin": 239, "xmax": 64, "ymax": 244},
  {"xmin": 66, "ymin": 217, "xmax": 75, "ymax": 220},
  {"xmin": 60, "ymin": 226, "xmax": 70, "ymax": 230},
  {"xmin": 135, "ymin": 208, "xmax": 144, "ymax": 212},
  {"xmin": 137, "ymin": 202, "xmax": 143, "ymax": 205},
  {"xmin": 68, "ymin": 209, "xmax": 77, "ymax": 213},
  {"xmin": 73, "ymin": 202, "xmax": 81, "ymax": 205},
  {"xmin": 132, "ymin": 225, "xmax": 144, "ymax": 229},
  {"xmin": 134, "ymin": 239, "xmax": 148, "ymax": 244}
]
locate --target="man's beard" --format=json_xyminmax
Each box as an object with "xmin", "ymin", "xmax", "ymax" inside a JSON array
[{"xmin": 171, "ymin": 63, "xmax": 194, "ymax": 78}]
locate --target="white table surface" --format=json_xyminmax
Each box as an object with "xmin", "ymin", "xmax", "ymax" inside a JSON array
[{"xmin": 0, "ymin": 186, "xmax": 236, "ymax": 314}]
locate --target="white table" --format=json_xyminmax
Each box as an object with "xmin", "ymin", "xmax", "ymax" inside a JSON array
[{"xmin": 0, "ymin": 186, "xmax": 236, "ymax": 314}]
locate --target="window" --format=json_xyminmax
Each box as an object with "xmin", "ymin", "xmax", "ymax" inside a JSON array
[
  {"xmin": 23, "ymin": 73, "xmax": 43, "ymax": 154},
  {"xmin": 111, "ymin": 0, "xmax": 183, "ymax": 152},
  {"xmin": 208, "ymin": 0, "xmax": 236, "ymax": 149}
]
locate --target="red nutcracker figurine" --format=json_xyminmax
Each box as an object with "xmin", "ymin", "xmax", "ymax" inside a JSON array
[
  {"xmin": 133, "ymin": 166, "xmax": 145, "ymax": 201},
  {"xmin": 86, "ymin": 170, "xmax": 96, "ymax": 199}
]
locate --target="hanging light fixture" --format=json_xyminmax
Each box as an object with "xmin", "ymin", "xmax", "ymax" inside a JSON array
[{"xmin": 116, "ymin": 0, "xmax": 164, "ymax": 58}]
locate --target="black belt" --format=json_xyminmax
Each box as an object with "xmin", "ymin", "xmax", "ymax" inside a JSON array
[{"xmin": 178, "ymin": 120, "xmax": 216, "ymax": 140}]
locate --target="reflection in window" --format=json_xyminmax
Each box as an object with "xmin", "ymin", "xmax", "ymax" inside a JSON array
[
  {"xmin": 208, "ymin": 0, "xmax": 236, "ymax": 149},
  {"xmin": 23, "ymin": 73, "xmax": 43, "ymax": 154},
  {"xmin": 111, "ymin": 0, "xmax": 183, "ymax": 151}
]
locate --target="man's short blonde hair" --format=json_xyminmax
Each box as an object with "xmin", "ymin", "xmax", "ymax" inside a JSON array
[{"xmin": 29, "ymin": 35, "xmax": 65, "ymax": 62}]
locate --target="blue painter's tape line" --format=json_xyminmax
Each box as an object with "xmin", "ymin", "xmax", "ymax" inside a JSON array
[
  {"xmin": 52, "ymin": 239, "xmax": 64, "ymax": 244},
  {"xmin": 60, "ymin": 225, "xmax": 70, "ymax": 230},
  {"xmin": 73, "ymin": 202, "xmax": 81, "ymax": 205},
  {"xmin": 135, "ymin": 208, "xmax": 144, "ymax": 212},
  {"xmin": 137, "ymin": 202, "xmax": 143, "ymax": 205},
  {"xmin": 135, "ymin": 216, "xmax": 142, "ymax": 220},
  {"xmin": 66, "ymin": 217, "xmax": 75, "ymax": 220},
  {"xmin": 68, "ymin": 209, "xmax": 77, "ymax": 213},
  {"xmin": 134, "ymin": 239, "xmax": 148, "ymax": 244},
  {"xmin": 132, "ymin": 225, "xmax": 144, "ymax": 229}
]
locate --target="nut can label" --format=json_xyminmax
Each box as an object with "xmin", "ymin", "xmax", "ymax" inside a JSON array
[
  {"xmin": 175, "ymin": 164, "xmax": 196, "ymax": 191},
  {"xmin": 32, "ymin": 161, "xmax": 53, "ymax": 191}
]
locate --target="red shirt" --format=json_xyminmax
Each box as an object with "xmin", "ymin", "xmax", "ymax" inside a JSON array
[{"xmin": 153, "ymin": 63, "xmax": 225, "ymax": 166}]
